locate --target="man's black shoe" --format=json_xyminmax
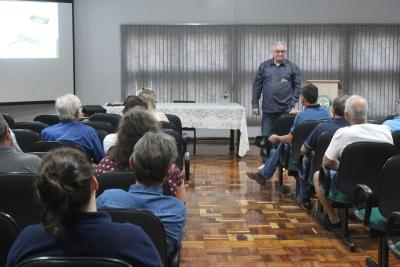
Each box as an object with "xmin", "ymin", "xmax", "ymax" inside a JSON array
[
  {"xmin": 246, "ymin": 172, "xmax": 266, "ymax": 185},
  {"xmin": 315, "ymin": 211, "xmax": 340, "ymax": 231}
]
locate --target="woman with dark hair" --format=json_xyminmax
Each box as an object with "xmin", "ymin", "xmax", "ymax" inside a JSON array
[
  {"xmin": 95, "ymin": 108, "xmax": 186, "ymax": 202},
  {"xmin": 6, "ymin": 148, "xmax": 162, "ymax": 267}
]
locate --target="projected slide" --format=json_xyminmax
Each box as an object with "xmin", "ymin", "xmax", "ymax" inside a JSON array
[{"xmin": 0, "ymin": 1, "xmax": 59, "ymax": 58}]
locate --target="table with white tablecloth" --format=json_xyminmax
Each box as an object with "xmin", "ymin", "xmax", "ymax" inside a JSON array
[{"xmin": 104, "ymin": 103, "xmax": 249, "ymax": 157}]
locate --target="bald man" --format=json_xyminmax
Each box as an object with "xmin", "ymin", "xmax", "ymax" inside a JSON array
[
  {"xmin": 313, "ymin": 95, "xmax": 393, "ymax": 229},
  {"xmin": 252, "ymin": 41, "xmax": 302, "ymax": 162}
]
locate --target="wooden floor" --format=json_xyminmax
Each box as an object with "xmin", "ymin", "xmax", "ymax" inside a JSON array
[{"xmin": 180, "ymin": 142, "xmax": 400, "ymax": 267}]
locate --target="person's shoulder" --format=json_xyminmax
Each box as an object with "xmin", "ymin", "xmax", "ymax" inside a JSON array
[{"xmin": 16, "ymin": 224, "xmax": 46, "ymax": 241}]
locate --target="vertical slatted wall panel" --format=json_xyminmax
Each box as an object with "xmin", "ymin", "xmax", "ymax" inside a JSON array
[{"xmin": 121, "ymin": 24, "xmax": 400, "ymax": 122}]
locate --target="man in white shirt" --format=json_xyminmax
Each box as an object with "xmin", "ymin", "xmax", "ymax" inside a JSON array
[{"xmin": 313, "ymin": 95, "xmax": 393, "ymax": 229}]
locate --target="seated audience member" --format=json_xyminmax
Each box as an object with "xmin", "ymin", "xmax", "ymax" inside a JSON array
[
  {"xmin": 313, "ymin": 95, "xmax": 393, "ymax": 229},
  {"xmin": 0, "ymin": 115, "xmax": 41, "ymax": 172},
  {"xmin": 41, "ymin": 94, "xmax": 104, "ymax": 163},
  {"xmin": 97, "ymin": 132, "xmax": 186, "ymax": 256},
  {"xmin": 6, "ymin": 148, "xmax": 162, "ymax": 267},
  {"xmin": 247, "ymin": 83, "xmax": 331, "ymax": 185},
  {"xmin": 103, "ymin": 95, "xmax": 148, "ymax": 153},
  {"xmin": 383, "ymin": 99, "xmax": 400, "ymax": 132},
  {"xmin": 298, "ymin": 95, "xmax": 350, "ymax": 202},
  {"xmin": 138, "ymin": 88, "xmax": 169, "ymax": 122},
  {"xmin": 95, "ymin": 109, "xmax": 186, "ymax": 202}
]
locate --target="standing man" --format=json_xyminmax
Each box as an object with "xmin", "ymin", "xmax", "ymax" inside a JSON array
[{"xmin": 252, "ymin": 41, "xmax": 301, "ymax": 162}]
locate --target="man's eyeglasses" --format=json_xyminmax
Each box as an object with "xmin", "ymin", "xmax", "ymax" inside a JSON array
[{"xmin": 273, "ymin": 50, "xmax": 287, "ymax": 54}]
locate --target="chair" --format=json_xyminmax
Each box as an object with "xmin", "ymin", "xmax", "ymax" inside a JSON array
[
  {"xmin": 173, "ymin": 100, "xmax": 196, "ymax": 154},
  {"xmin": 0, "ymin": 212, "xmax": 19, "ymax": 267},
  {"xmin": 33, "ymin": 115, "xmax": 60, "ymax": 126},
  {"xmin": 2, "ymin": 113, "xmax": 15, "ymax": 128},
  {"xmin": 82, "ymin": 105, "xmax": 107, "ymax": 117},
  {"xmin": 96, "ymin": 171, "xmax": 136, "ymax": 197},
  {"xmin": 100, "ymin": 208, "xmax": 169, "ymax": 267},
  {"xmin": 0, "ymin": 172, "xmax": 41, "ymax": 229},
  {"xmin": 29, "ymin": 141, "xmax": 92, "ymax": 162},
  {"xmin": 82, "ymin": 120, "xmax": 114, "ymax": 134},
  {"xmin": 392, "ymin": 131, "xmax": 400, "ymax": 155},
  {"xmin": 162, "ymin": 128, "xmax": 190, "ymax": 181},
  {"xmin": 277, "ymin": 120, "xmax": 321, "ymax": 194},
  {"xmin": 16, "ymin": 257, "xmax": 133, "ymax": 267},
  {"xmin": 318, "ymin": 142, "xmax": 396, "ymax": 251},
  {"xmin": 165, "ymin": 113, "xmax": 189, "ymax": 156},
  {"xmin": 95, "ymin": 129, "xmax": 109, "ymax": 145},
  {"xmin": 353, "ymin": 155, "xmax": 400, "ymax": 266},
  {"xmin": 13, "ymin": 129, "xmax": 41, "ymax": 152},
  {"xmin": 272, "ymin": 114, "xmax": 296, "ymax": 136},
  {"xmin": 386, "ymin": 212, "xmax": 400, "ymax": 261},
  {"xmin": 12, "ymin": 121, "xmax": 49, "ymax": 134},
  {"xmin": 89, "ymin": 113, "xmax": 122, "ymax": 133}
]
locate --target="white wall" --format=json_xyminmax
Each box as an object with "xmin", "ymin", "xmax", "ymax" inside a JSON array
[{"xmin": 74, "ymin": 0, "xmax": 400, "ymax": 105}]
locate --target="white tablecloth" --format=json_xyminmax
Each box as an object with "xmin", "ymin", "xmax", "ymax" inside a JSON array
[{"xmin": 105, "ymin": 103, "xmax": 249, "ymax": 157}]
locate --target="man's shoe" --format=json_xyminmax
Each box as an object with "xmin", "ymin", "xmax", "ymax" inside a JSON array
[
  {"xmin": 315, "ymin": 211, "xmax": 340, "ymax": 231},
  {"xmin": 246, "ymin": 172, "xmax": 266, "ymax": 185}
]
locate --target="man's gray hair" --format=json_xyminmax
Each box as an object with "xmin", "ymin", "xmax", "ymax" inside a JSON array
[
  {"xmin": 55, "ymin": 94, "xmax": 82, "ymax": 121},
  {"xmin": 345, "ymin": 95, "xmax": 368, "ymax": 123},
  {"xmin": 273, "ymin": 41, "xmax": 287, "ymax": 49},
  {"xmin": 132, "ymin": 131, "xmax": 177, "ymax": 185},
  {"xmin": 0, "ymin": 115, "xmax": 9, "ymax": 142}
]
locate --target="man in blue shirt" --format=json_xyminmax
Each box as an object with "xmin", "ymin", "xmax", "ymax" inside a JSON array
[
  {"xmin": 247, "ymin": 83, "xmax": 331, "ymax": 185},
  {"xmin": 41, "ymin": 94, "xmax": 105, "ymax": 163},
  {"xmin": 298, "ymin": 95, "xmax": 349, "ymax": 202},
  {"xmin": 383, "ymin": 100, "xmax": 400, "ymax": 132},
  {"xmin": 252, "ymin": 41, "xmax": 302, "ymax": 162},
  {"xmin": 97, "ymin": 131, "xmax": 186, "ymax": 256}
]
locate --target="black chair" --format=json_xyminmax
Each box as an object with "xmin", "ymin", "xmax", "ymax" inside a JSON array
[
  {"xmin": 89, "ymin": 113, "xmax": 122, "ymax": 133},
  {"xmin": 2, "ymin": 113, "xmax": 15, "ymax": 128},
  {"xmin": 29, "ymin": 141, "xmax": 92, "ymax": 162},
  {"xmin": 165, "ymin": 113, "xmax": 189, "ymax": 157},
  {"xmin": 173, "ymin": 100, "xmax": 196, "ymax": 154},
  {"xmin": 277, "ymin": 120, "xmax": 321, "ymax": 195},
  {"xmin": 82, "ymin": 120, "xmax": 114, "ymax": 134},
  {"xmin": 96, "ymin": 171, "xmax": 136, "ymax": 197},
  {"xmin": 101, "ymin": 208, "xmax": 169, "ymax": 267},
  {"xmin": 386, "ymin": 212, "xmax": 400, "ymax": 261},
  {"xmin": 162, "ymin": 128, "xmax": 190, "ymax": 181},
  {"xmin": 318, "ymin": 142, "xmax": 396, "ymax": 251},
  {"xmin": 0, "ymin": 172, "xmax": 41, "ymax": 229},
  {"xmin": 95, "ymin": 129, "xmax": 109, "ymax": 145},
  {"xmin": 82, "ymin": 105, "xmax": 107, "ymax": 117},
  {"xmin": 297, "ymin": 131, "xmax": 335, "ymax": 206},
  {"xmin": 392, "ymin": 131, "xmax": 400, "ymax": 155},
  {"xmin": 33, "ymin": 115, "xmax": 60, "ymax": 126},
  {"xmin": 17, "ymin": 257, "xmax": 133, "ymax": 267},
  {"xmin": 13, "ymin": 129, "xmax": 41, "ymax": 152},
  {"xmin": 272, "ymin": 114, "xmax": 296, "ymax": 136},
  {"xmin": 12, "ymin": 121, "xmax": 49, "ymax": 134},
  {"xmin": 0, "ymin": 212, "xmax": 19, "ymax": 267},
  {"xmin": 353, "ymin": 155, "xmax": 400, "ymax": 266}
]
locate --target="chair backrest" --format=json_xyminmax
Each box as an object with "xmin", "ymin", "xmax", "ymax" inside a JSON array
[
  {"xmin": 17, "ymin": 257, "xmax": 133, "ymax": 267},
  {"xmin": 101, "ymin": 208, "xmax": 168, "ymax": 267},
  {"xmin": 96, "ymin": 171, "xmax": 136, "ymax": 197},
  {"xmin": 161, "ymin": 128, "xmax": 184, "ymax": 171},
  {"xmin": 377, "ymin": 155, "xmax": 400, "ymax": 218},
  {"xmin": 165, "ymin": 114, "xmax": 183, "ymax": 138},
  {"xmin": 82, "ymin": 105, "xmax": 107, "ymax": 117},
  {"xmin": 82, "ymin": 120, "xmax": 114, "ymax": 134},
  {"xmin": 89, "ymin": 113, "xmax": 122, "ymax": 132},
  {"xmin": 272, "ymin": 114, "xmax": 296, "ymax": 136},
  {"xmin": 291, "ymin": 120, "xmax": 321, "ymax": 166},
  {"xmin": 12, "ymin": 121, "xmax": 49, "ymax": 134},
  {"xmin": 392, "ymin": 131, "xmax": 400, "ymax": 155},
  {"xmin": 30, "ymin": 141, "xmax": 87, "ymax": 155},
  {"xmin": 0, "ymin": 212, "xmax": 19, "ymax": 267},
  {"xmin": 33, "ymin": 115, "xmax": 60, "ymax": 126},
  {"xmin": 312, "ymin": 131, "xmax": 335, "ymax": 173},
  {"xmin": 0, "ymin": 172, "xmax": 41, "ymax": 229},
  {"xmin": 2, "ymin": 113, "xmax": 15, "ymax": 128},
  {"xmin": 95, "ymin": 129, "xmax": 109, "ymax": 145},
  {"xmin": 13, "ymin": 129, "xmax": 41, "ymax": 152},
  {"xmin": 337, "ymin": 142, "xmax": 396, "ymax": 199}
]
